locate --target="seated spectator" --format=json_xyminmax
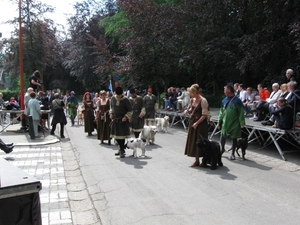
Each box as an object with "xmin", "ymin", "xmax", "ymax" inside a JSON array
[
  {"xmin": 278, "ymin": 83, "xmax": 289, "ymax": 98},
  {"xmin": 262, "ymin": 81, "xmax": 300, "ymax": 126},
  {"xmin": 9, "ymin": 97, "xmax": 20, "ymax": 124},
  {"xmin": 177, "ymin": 87, "xmax": 190, "ymax": 112},
  {"xmin": 170, "ymin": 87, "xmax": 180, "ymax": 111},
  {"xmin": 264, "ymin": 83, "xmax": 289, "ymax": 122},
  {"xmin": 249, "ymin": 83, "xmax": 270, "ymax": 121},
  {"xmin": 243, "ymin": 87, "xmax": 256, "ymax": 116},
  {"xmin": 234, "ymin": 83, "xmax": 240, "ymax": 96},
  {"xmin": 164, "ymin": 87, "xmax": 172, "ymax": 110},
  {"xmin": 271, "ymin": 98, "xmax": 293, "ymax": 129},
  {"xmin": 285, "ymin": 81, "xmax": 300, "ymax": 109},
  {"xmin": 255, "ymin": 83, "xmax": 281, "ymax": 120},
  {"xmin": 165, "ymin": 87, "xmax": 175, "ymax": 110},
  {"xmin": 238, "ymin": 84, "xmax": 247, "ymax": 103},
  {"xmin": 286, "ymin": 68, "xmax": 297, "ymax": 83}
]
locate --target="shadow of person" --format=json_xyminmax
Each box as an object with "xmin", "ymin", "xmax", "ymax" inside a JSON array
[
  {"xmin": 232, "ymin": 158, "xmax": 272, "ymax": 171},
  {"xmin": 197, "ymin": 166, "xmax": 238, "ymax": 180},
  {"xmin": 117, "ymin": 156, "xmax": 148, "ymax": 169},
  {"xmin": 144, "ymin": 144, "xmax": 162, "ymax": 151}
]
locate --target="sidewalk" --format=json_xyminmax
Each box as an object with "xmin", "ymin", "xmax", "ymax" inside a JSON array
[
  {"xmin": 0, "ymin": 123, "xmax": 73, "ymax": 225},
  {"xmin": 1, "ymin": 123, "xmax": 60, "ymax": 146}
]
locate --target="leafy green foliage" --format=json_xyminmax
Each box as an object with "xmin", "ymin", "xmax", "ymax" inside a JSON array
[{"xmin": 3, "ymin": 0, "xmax": 300, "ymax": 94}]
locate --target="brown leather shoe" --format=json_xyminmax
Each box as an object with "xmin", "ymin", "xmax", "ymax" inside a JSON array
[{"xmin": 190, "ymin": 161, "xmax": 200, "ymax": 167}]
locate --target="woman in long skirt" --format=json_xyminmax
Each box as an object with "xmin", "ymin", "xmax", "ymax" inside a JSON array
[
  {"xmin": 184, "ymin": 84, "xmax": 209, "ymax": 167},
  {"xmin": 82, "ymin": 92, "xmax": 95, "ymax": 136},
  {"xmin": 96, "ymin": 90, "xmax": 111, "ymax": 144}
]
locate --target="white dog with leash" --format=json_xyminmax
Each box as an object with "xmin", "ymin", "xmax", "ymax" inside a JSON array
[{"xmin": 125, "ymin": 138, "xmax": 147, "ymax": 158}]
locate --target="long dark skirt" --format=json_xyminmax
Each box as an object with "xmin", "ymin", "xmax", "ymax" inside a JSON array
[
  {"xmin": 184, "ymin": 118, "xmax": 208, "ymax": 157},
  {"xmin": 83, "ymin": 110, "xmax": 95, "ymax": 133},
  {"xmin": 97, "ymin": 115, "xmax": 111, "ymax": 141},
  {"xmin": 51, "ymin": 109, "xmax": 67, "ymax": 125},
  {"xmin": 131, "ymin": 111, "xmax": 144, "ymax": 132},
  {"xmin": 110, "ymin": 119, "xmax": 131, "ymax": 139}
]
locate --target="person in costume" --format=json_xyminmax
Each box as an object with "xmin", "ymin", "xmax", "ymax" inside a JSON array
[
  {"xmin": 143, "ymin": 87, "xmax": 158, "ymax": 126},
  {"xmin": 109, "ymin": 87, "xmax": 132, "ymax": 158},
  {"xmin": 218, "ymin": 85, "xmax": 245, "ymax": 160},
  {"xmin": 82, "ymin": 92, "xmax": 95, "ymax": 136},
  {"xmin": 96, "ymin": 90, "xmax": 111, "ymax": 144},
  {"xmin": 67, "ymin": 91, "xmax": 78, "ymax": 126},
  {"xmin": 129, "ymin": 88, "xmax": 145, "ymax": 138}
]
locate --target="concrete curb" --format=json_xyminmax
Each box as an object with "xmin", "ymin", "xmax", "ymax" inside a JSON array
[{"xmin": 13, "ymin": 137, "xmax": 61, "ymax": 146}]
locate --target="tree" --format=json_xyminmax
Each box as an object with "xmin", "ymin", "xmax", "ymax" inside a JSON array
[
  {"xmin": 63, "ymin": 0, "xmax": 121, "ymax": 91},
  {"xmin": 3, "ymin": 0, "xmax": 61, "ymax": 91}
]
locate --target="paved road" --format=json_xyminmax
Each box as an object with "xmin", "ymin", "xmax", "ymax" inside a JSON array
[
  {"xmin": 3, "ymin": 114, "xmax": 300, "ymax": 224},
  {"xmin": 64, "ymin": 123, "xmax": 300, "ymax": 225}
]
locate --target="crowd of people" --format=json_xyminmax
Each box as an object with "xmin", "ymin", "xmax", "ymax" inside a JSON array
[
  {"xmin": 161, "ymin": 87, "xmax": 191, "ymax": 112},
  {"xmin": 234, "ymin": 69, "xmax": 299, "ymax": 130},
  {"xmin": 183, "ymin": 68, "xmax": 300, "ymax": 165},
  {"xmin": 69, "ymin": 86, "xmax": 158, "ymax": 158},
  {"xmin": 2, "ymin": 68, "xmax": 299, "ymax": 164}
]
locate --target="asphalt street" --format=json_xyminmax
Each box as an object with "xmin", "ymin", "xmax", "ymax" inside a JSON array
[
  {"xmin": 2, "ymin": 119, "xmax": 300, "ymax": 225},
  {"xmin": 64, "ymin": 122, "xmax": 300, "ymax": 225}
]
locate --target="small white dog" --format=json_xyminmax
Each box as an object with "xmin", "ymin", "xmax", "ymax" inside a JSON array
[
  {"xmin": 77, "ymin": 110, "xmax": 84, "ymax": 125},
  {"xmin": 156, "ymin": 116, "xmax": 169, "ymax": 132},
  {"xmin": 140, "ymin": 126, "xmax": 157, "ymax": 145},
  {"xmin": 125, "ymin": 138, "xmax": 147, "ymax": 158}
]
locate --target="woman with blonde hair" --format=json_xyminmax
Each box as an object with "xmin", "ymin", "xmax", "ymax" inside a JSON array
[
  {"xmin": 279, "ymin": 83, "xmax": 289, "ymax": 98},
  {"xmin": 96, "ymin": 90, "xmax": 111, "ymax": 144},
  {"xmin": 183, "ymin": 84, "xmax": 209, "ymax": 167}
]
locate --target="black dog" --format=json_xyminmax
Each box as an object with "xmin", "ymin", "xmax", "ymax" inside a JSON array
[
  {"xmin": 196, "ymin": 135, "xmax": 223, "ymax": 170},
  {"xmin": 236, "ymin": 138, "xmax": 248, "ymax": 160}
]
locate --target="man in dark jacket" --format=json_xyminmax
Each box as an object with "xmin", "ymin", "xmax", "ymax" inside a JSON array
[{"xmin": 29, "ymin": 70, "xmax": 42, "ymax": 92}]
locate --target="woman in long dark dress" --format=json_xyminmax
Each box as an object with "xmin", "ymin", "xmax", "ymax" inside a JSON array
[
  {"xmin": 96, "ymin": 90, "xmax": 111, "ymax": 144},
  {"xmin": 51, "ymin": 93, "xmax": 67, "ymax": 138},
  {"xmin": 82, "ymin": 92, "xmax": 95, "ymax": 136},
  {"xmin": 184, "ymin": 84, "xmax": 209, "ymax": 167}
]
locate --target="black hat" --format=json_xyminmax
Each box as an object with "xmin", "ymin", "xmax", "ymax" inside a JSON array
[
  {"xmin": 130, "ymin": 88, "xmax": 136, "ymax": 94},
  {"xmin": 115, "ymin": 87, "xmax": 123, "ymax": 95}
]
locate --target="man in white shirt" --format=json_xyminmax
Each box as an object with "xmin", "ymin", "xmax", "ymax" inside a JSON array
[
  {"xmin": 256, "ymin": 83, "xmax": 281, "ymax": 120},
  {"xmin": 238, "ymin": 84, "xmax": 247, "ymax": 103}
]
